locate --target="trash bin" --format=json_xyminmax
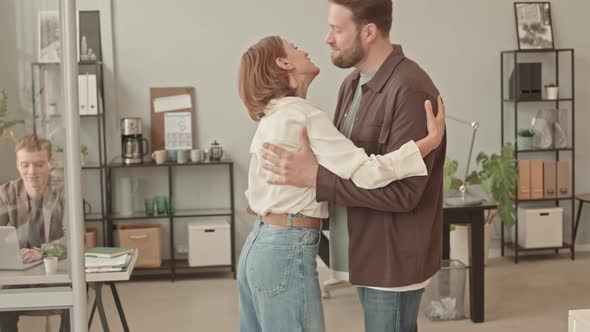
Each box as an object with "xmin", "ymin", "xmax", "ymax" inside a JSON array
[{"xmin": 422, "ymin": 259, "xmax": 467, "ymax": 321}]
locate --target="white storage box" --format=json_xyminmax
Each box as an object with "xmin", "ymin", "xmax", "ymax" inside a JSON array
[
  {"xmin": 517, "ymin": 207, "xmax": 562, "ymax": 248},
  {"xmin": 188, "ymin": 219, "xmax": 231, "ymax": 267}
]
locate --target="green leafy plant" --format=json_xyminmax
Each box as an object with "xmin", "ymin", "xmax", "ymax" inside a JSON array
[
  {"xmin": 40, "ymin": 243, "xmax": 64, "ymax": 258},
  {"xmin": 80, "ymin": 144, "xmax": 88, "ymax": 155},
  {"xmin": 466, "ymin": 143, "xmax": 519, "ymax": 228},
  {"xmin": 517, "ymin": 129, "xmax": 535, "ymax": 137},
  {"xmin": 443, "ymin": 158, "xmax": 462, "ymax": 191},
  {"xmin": 55, "ymin": 146, "xmax": 64, "ymax": 152}
]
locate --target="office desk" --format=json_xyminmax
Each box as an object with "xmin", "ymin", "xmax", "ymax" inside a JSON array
[
  {"xmin": 443, "ymin": 202, "xmax": 496, "ymax": 323},
  {"xmin": 0, "ymin": 250, "xmax": 137, "ymax": 332},
  {"xmin": 87, "ymin": 249, "xmax": 137, "ymax": 332}
]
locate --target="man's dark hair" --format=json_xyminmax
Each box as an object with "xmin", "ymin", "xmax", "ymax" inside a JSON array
[{"xmin": 330, "ymin": 0, "xmax": 393, "ymax": 36}]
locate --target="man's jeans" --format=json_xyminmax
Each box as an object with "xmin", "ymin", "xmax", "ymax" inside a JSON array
[
  {"xmin": 238, "ymin": 218, "xmax": 325, "ymax": 332},
  {"xmin": 357, "ymin": 287, "xmax": 424, "ymax": 332}
]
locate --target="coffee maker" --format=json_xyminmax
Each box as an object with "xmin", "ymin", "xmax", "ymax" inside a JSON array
[{"xmin": 121, "ymin": 118, "xmax": 149, "ymax": 164}]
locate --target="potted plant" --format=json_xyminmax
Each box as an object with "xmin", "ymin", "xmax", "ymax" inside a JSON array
[
  {"xmin": 466, "ymin": 143, "xmax": 519, "ymax": 230},
  {"xmin": 517, "ymin": 129, "xmax": 535, "ymax": 150},
  {"xmin": 544, "ymin": 83, "xmax": 559, "ymax": 100},
  {"xmin": 444, "ymin": 143, "xmax": 519, "ymax": 264},
  {"xmin": 39, "ymin": 243, "xmax": 64, "ymax": 274},
  {"xmin": 80, "ymin": 144, "xmax": 88, "ymax": 166},
  {"xmin": 444, "ymin": 158, "xmax": 493, "ymax": 265}
]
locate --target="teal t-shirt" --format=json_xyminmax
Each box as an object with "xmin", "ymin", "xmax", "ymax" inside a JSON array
[{"xmin": 330, "ymin": 71, "xmax": 376, "ymax": 277}]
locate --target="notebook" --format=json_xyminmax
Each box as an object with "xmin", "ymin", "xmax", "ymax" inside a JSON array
[{"xmin": 85, "ymin": 247, "xmax": 134, "ymax": 258}]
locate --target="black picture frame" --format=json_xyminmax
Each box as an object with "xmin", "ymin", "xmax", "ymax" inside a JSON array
[{"xmin": 514, "ymin": 2, "xmax": 555, "ymax": 50}]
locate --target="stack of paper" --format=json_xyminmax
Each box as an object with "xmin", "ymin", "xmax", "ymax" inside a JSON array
[
  {"xmin": 85, "ymin": 247, "xmax": 133, "ymax": 273},
  {"xmin": 85, "ymin": 247, "xmax": 134, "ymax": 258}
]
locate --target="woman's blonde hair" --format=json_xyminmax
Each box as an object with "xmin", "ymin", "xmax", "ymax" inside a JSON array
[{"xmin": 238, "ymin": 36, "xmax": 296, "ymax": 121}]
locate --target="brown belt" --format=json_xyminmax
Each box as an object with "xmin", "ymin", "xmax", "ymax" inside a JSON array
[{"xmin": 246, "ymin": 208, "xmax": 321, "ymax": 229}]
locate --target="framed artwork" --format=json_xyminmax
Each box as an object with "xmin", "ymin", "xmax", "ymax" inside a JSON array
[
  {"xmin": 38, "ymin": 11, "xmax": 61, "ymax": 63},
  {"xmin": 514, "ymin": 2, "xmax": 555, "ymax": 50},
  {"xmin": 77, "ymin": 11, "xmax": 102, "ymax": 62}
]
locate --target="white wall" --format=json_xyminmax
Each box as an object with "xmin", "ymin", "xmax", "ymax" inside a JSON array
[{"xmin": 2, "ymin": 0, "xmax": 589, "ymax": 252}]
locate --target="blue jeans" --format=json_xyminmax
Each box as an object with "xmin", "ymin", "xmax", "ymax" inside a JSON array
[
  {"xmin": 357, "ymin": 287, "xmax": 424, "ymax": 332},
  {"xmin": 238, "ymin": 217, "xmax": 325, "ymax": 332}
]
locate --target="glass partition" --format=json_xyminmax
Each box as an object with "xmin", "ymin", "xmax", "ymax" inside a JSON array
[{"xmin": 0, "ymin": 0, "xmax": 87, "ymax": 331}]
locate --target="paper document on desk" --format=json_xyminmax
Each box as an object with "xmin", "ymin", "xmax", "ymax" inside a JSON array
[
  {"xmin": 85, "ymin": 253, "xmax": 130, "ymax": 268},
  {"xmin": 86, "ymin": 266, "xmax": 124, "ymax": 273}
]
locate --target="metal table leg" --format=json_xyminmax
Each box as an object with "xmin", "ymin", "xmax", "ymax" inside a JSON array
[{"xmin": 109, "ymin": 282, "xmax": 130, "ymax": 332}]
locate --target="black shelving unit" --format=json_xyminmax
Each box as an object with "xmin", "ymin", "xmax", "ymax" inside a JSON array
[
  {"xmin": 31, "ymin": 61, "xmax": 109, "ymax": 246},
  {"xmin": 106, "ymin": 159, "xmax": 236, "ymax": 281},
  {"xmin": 500, "ymin": 48, "xmax": 575, "ymax": 263}
]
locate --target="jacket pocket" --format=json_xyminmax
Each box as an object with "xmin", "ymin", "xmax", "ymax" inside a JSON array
[{"xmin": 357, "ymin": 125, "xmax": 381, "ymax": 155}]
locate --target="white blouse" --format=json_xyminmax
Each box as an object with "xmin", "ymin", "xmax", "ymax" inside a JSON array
[{"xmin": 246, "ymin": 97, "xmax": 427, "ymax": 218}]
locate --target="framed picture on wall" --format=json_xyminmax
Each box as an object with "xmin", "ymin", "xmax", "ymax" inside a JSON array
[
  {"xmin": 514, "ymin": 2, "xmax": 555, "ymax": 50},
  {"xmin": 38, "ymin": 11, "xmax": 61, "ymax": 63}
]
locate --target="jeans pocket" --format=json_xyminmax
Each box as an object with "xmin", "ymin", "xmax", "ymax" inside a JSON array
[
  {"xmin": 303, "ymin": 229, "xmax": 321, "ymax": 248},
  {"xmin": 248, "ymin": 244, "xmax": 295, "ymax": 298}
]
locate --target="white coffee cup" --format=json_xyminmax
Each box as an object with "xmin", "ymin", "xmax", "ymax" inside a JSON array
[{"xmin": 152, "ymin": 150, "xmax": 167, "ymax": 164}]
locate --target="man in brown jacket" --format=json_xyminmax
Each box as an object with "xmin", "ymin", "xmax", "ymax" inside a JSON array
[
  {"xmin": 0, "ymin": 134, "xmax": 68, "ymax": 332},
  {"xmin": 261, "ymin": 0, "xmax": 446, "ymax": 331}
]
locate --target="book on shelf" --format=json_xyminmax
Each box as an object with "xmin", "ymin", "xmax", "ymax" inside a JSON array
[{"xmin": 85, "ymin": 247, "xmax": 134, "ymax": 258}]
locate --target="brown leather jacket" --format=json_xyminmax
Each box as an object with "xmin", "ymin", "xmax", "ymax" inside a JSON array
[{"xmin": 316, "ymin": 45, "xmax": 446, "ymax": 287}]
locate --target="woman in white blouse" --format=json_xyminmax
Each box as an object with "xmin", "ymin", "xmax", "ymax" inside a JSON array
[{"xmin": 236, "ymin": 36, "xmax": 445, "ymax": 332}]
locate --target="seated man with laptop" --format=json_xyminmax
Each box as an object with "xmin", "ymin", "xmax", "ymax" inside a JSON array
[{"xmin": 0, "ymin": 134, "xmax": 68, "ymax": 332}]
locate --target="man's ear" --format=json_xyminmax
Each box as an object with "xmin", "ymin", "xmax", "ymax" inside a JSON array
[
  {"xmin": 275, "ymin": 57, "xmax": 293, "ymax": 71},
  {"xmin": 362, "ymin": 23, "xmax": 378, "ymax": 44}
]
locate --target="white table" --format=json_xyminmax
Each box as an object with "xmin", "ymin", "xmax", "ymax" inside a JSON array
[
  {"xmin": 569, "ymin": 310, "xmax": 590, "ymax": 332},
  {"xmin": 87, "ymin": 249, "xmax": 137, "ymax": 332},
  {"xmin": 0, "ymin": 249, "xmax": 137, "ymax": 332}
]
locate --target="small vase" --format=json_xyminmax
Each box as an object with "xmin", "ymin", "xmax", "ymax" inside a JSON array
[
  {"xmin": 545, "ymin": 86, "xmax": 559, "ymax": 100},
  {"xmin": 44, "ymin": 257, "xmax": 58, "ymax": 274},
  {"xmin": 517, "ymin": 136, "xmax": 533, "ymax": 150},
  {"xmin": 80, "ymin": 153, "xmax": 88, "ymax": 166}
]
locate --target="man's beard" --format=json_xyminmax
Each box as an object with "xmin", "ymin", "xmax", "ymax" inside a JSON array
[{"xmin": 331, "ymin": 35, "xmax": 364, "ymax": 69}]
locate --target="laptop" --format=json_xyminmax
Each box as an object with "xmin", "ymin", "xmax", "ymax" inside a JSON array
[{"xmin": 0, "ymin": 226, "xmax": 43, "ymax": 270}]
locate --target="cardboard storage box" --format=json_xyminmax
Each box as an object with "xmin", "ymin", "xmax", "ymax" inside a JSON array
[
  {"xmin": 544, "ymin": 161, "xmax": 557, "ymax": 199},
  {"xmin": 85, "ymin": 228, "xmax": 97, "ymax": 249},
  {"xmin": 530, "ymin": 160, "xmax": 544, "ymax": 200},
  {"xmin": 557, "ymin": 161, "xmax": 571, "ymax": 198},
  {"xmin": 517, "ymin": 207, "xmax": 563, "ymax": 249},
  {"xmin": 518, "ymin": 160, "xmax": 531, "ymax": 200},
  {"xmin": 118, "ymin": 224, "xmax": 162, "ymax": 268},
  {"xmin": 188, "ymin": 219, "xmax": 231, "ymax": 267}
]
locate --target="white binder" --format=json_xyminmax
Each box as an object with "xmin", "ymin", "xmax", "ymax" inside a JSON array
[
  {"xmin": 78, "ymin": 75, "xmax": 88, "ymax": 115},
  {"xmin": 87, "ymin": 74, "xmax": 98, "ymax": 115}
]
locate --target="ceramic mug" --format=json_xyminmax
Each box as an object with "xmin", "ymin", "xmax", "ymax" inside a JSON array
[
  {"xmin": 152, "ymin": 150, "xmax": 167, "ymax": 164},
  {"xmin": 177, "ymin": 150, "xmax": 189, "ymax": 164},
  {"xmin": 167, "ymin": 150, "xmax": 178, "ymax": 162},
  {"xmin": 190, "ymin": 149, "xmax": 204, "ymax": 162}
]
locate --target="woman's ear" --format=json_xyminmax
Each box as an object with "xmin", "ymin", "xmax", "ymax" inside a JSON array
[{"xmin": 276, "ymin": 57, "xmax": 293, "ymax": 71}]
